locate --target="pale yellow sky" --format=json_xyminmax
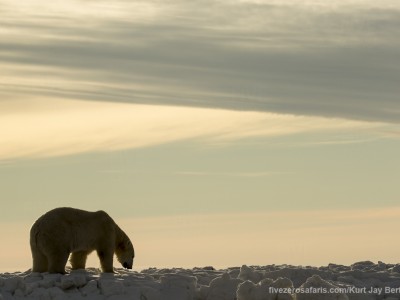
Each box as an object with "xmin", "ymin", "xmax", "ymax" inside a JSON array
[{"xmin": 1, "ymin": 99, "xmax": 399, "ymax": 272}]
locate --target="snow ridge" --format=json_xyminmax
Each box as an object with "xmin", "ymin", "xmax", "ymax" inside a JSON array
[{"xmin": 1, "ymin": 261, "xmax": 400, "ymax": 299}]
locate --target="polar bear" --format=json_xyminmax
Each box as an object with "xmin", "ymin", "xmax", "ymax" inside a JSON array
[{"xmin": 30, "ymin": 207, "xmax": 135, "ymax": 273}]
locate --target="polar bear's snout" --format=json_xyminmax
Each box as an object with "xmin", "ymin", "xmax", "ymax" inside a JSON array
[
  {"xmin": 121, "ymin": 254, "xmax": 134, "ymax": 269},
  {"xmin": 123, "ymin": 261, "xmax": 133, "ymax": 269}
]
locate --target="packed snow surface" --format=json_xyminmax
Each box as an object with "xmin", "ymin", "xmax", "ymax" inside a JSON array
[{"xmin": 1, "ymin": 261, "xmax": 400, "ymax": 299}]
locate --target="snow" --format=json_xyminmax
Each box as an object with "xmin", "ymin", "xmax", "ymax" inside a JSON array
[{"xmin": 1, "ymin": 261, "xmax": 400, "ymax": 299}]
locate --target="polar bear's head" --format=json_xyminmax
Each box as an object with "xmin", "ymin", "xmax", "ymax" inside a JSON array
[{"xmin": 116, "ymin": 238, "xmax": 135, "ymax": 269}]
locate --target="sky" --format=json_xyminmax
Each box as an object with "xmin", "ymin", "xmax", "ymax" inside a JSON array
[{"xmin": 0, "ymin": 0, "xmax": 399, "ymax": 272}]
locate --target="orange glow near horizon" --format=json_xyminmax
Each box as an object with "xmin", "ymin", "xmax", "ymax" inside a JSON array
[{"xmin": 3, "ymin": 207, "xmax": 400, "ymax": 273}]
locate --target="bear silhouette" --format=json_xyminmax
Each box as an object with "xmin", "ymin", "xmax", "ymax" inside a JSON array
[{"xmin": 30, "ymin": 207, "xmax": 134, "ymax": 273}]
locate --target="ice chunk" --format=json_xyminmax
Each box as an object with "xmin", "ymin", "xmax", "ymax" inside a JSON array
[
  {"xmin": 296, "ymin": 275, "xmax": 348, "ymax": 300},
  {"xmin": 29, "ymin": 287, "xmax": 51, "ymax": 300},
  {"xmin": 40, "ymin": 273, "xmax": 62, "ymax": 288},
  {"xmin": 13, "ymin": 288, "xmax": 25, "ymax": 297},
  {"xmin": 141, "ymin": 286, "xmax": 162, "ymax": 300},
  {"xmin": 350, "ymin": 261, "xmax": 375, "ymax": 271},
  {"xmin": 264, "ymin": 267, "xmax": 333, "ymax": 288},
  {"xmin": 0, "ymin": 292, "xmax": 10, "ymax": 300},
  {"xmin": 2, "ymin": 277, "xmax": 23, "ymax": 294},
  {"xmin": 207, "ymin": 272, "xmax": 242, "ymax": 300},
  {"xmin": 237, "ymin": 277, "xmax": 294, "ymax": 300},
  {"xmin": 98, "ymin": 278, "xmax": 125, "ymax": 297},
  {"xmin": 239, "ymin": 265, "xmax": 264, "ymax": 284},
  {"xmin": 60, "ymin": 273, "xmax": 87, "ymax": 290},
  {"xmin": 24, "ymin": 273, "xmax": 43, "ymax": 284},
  {"xmin": 391, "ymin": 264, "xmax": 400, "ymax": 273},
  {"xmin": 160, "ymin": 273, "xmax": 197, "ymax": 300},
  {"xmin": 107, "ymin": 295, "xmax": 134, "ymax": 300},
  {"xmin": 80, "ymin": 279, "xmax": 100, "ymax": 296},
  {"xmin": 48, "ymin": 286, "xmax": 68, "ymax": 300}
]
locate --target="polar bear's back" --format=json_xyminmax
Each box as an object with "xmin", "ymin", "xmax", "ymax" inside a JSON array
[
  {"xmin": 30, "ymin": 207, "xmax": 116, "ymax": 252},
  {"xmin": 33, "ymin": 207, "xmax": 113, "ymax": 227},
  {"xmin": 36, "ymin": 207, "xmax": 111, "ymax": 223}
]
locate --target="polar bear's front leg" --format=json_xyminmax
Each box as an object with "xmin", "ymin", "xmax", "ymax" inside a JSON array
[
  {"xmin": 97, "ymin": 249, "xmax": 114, "ymax": 273},
  {"xmin": 70, "ymin": 251, "xmax": 89, "ymax": 270}
]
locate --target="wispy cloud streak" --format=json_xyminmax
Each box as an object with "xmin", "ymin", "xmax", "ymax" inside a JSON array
[
  {"xmin": 0, "ymin": 0, "xmax": 399, "ymax": 123},
  {"xmin": 0, "ymin": 99, "xmax": 381, "ymax": 161},
  {"xmin": 174, "ymin": 171, "xmax": 291, "ymax": 177}
]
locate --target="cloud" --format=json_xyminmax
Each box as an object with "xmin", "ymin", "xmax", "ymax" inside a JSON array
[
  {"xmin": 174, "ymin": 171, "xmax": 288, "ymax": 177},
  {"xmin": 0, "ymin": 0, "xmax": 399, "ymax": 123},
  {"xmin": 0, "ymin": 99, "xmax": 381, "ymax": 161}
]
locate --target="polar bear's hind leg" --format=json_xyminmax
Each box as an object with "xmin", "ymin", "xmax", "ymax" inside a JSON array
[
  {"xmin": 30, "ymin": 225, "xmax": 49, "ymax": 272},
  {"xmin": 47, "ymin": 249, "xmax": 69, "ymax": 274},
  {"xmin": 31, "ymin": 247, "xmax": 48, "ymax": 273}
]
